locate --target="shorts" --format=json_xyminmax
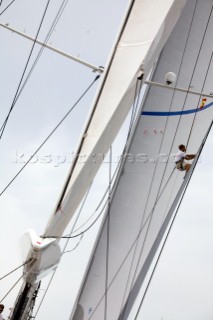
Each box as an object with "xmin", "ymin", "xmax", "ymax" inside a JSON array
[{"xmin": 176, "ymin": 161, "xmax": 186, "ymax": 171}]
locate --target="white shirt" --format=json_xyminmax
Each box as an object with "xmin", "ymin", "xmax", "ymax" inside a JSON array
[
  {"xmin": 175, "ymin": 151, "xmax": 186, "ymax": 162},
  {"xmin": 0, "ymin": 313, "xmax": 4, "ymax": 320}
]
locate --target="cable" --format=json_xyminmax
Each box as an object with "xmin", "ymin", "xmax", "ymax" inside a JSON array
[
  {"xmin": 33, "ymin": 185, "xmax": 92, "ymax": 318},
  {"xmin": 0, "ymin": 274, "xmax": 23, "ymax": 303},
  {"xmin": 0, "ymin": 259, "xmax": 33, "ymax": 281},
  {"xmin": 34, "ymin": 80, "xmax": 144, "ymax": 318},
  {"xmin": 9, "ymin": 0, "xmax": 71, "ymax": 119},
  {"xmin": 0, "ymin": 0, "xmax": 52, "ymax": 140},
  {"xmin": 104, "ymin": 146, "xmax": 112, "ymax": 320},
  {"xmin": 0, "ymin": 259, "xmax": 36, "ymax": 303},
  {"xmin": 117, "ymin": 3, "xmax": 200, "ymax": 310},
  {"xmin": 43, "ymin": 201, "xmax": 108, "ymax": 240},
  {"xmin": 133, "ymin": 119, "xmax": 213, "ymax": 320},
  {"xmin": 42, "ymin": 77, "xmax": 145, "ymax": 241},
  {"xmin": 0, "ymin": 0, "xmax": 16, "ymax": 16},
  {"xmin": 0, "ymin": 0, "xmax": 70, "ymax": 140},
  {"xmin": 182, "ymin": 4, "xmax": 213, "ymax": 147},
  {"xmin": 86, "ymin": 6, "xmax": 205, "ymax": 308},
  {"xmin": 87, "ymin": 166, "xmax": 175, "ymax": 320},
  {"xmin": 0, "ymin": 75, "xmax": 100, "ymax": 197},
  {"xmin": 63, "ymin": 234, "xmax": 84, "ymax": 253},
  {"xmin": 120, "ymin": 6, "xmax": 211, "ymax": 315},
  {"xmin": 186, "ymin": 51, "xmax": 213, "ymax": 146}
]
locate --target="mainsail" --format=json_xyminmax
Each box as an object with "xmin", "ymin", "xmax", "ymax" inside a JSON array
[{"xmin": 70, "ymin": 0, "xmax": 213, "ymax": 319}]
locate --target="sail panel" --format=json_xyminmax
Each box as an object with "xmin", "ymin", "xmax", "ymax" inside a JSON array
[
  {"xmin": 44, "ymin": 0, "xmax": 187, "ymax": 237},
  {"xmin": 70, "ymin": 1, "xmax": 213, "ymax": 319}
]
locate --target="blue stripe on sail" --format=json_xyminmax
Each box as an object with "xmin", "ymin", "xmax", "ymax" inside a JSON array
[{"xmin": 142, "ymin": 101, "xmax": 213, "ymax": 116}]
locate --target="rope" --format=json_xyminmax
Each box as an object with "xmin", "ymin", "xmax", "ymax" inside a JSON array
[
  {"xmin": 104, "ymin": 146, "xmax": 112, "ymax": 320},
  {"xmin": 0, "ymin": 274, "xmax": 23, "ymax": 303},
  {"xmin": 87, "ymin": 4, "xmax": 205, "ymax": 311},
  {"xmin": 117, "ymin": 3, "xmax": 200, "ymax": 311},
  {"xmin": 10, "ymin": 0, "xmax": 71, "ymax": 113},
  {"xmin": 39, "ymin": 76, "xmax": 145, "ymax": 319},
  {"xmin": 123, "ymin": 2, "xmax": 213, "ymax": 314},
  {"xmin": 133, "ymin": 119, "xmax": 213, "ymax": 320},
  {"xmin": 88, "ymin": 166, "xmax": 175, "ymax": 320},
  {"xmin": 0, "ymin": 0, "xmax": 52, "ymax": 140},
  {"xmin": 0, "ymin": 75, "xmax": 100, "ymax": 197},
  {"xmin": 186, "ymin": 51, "xmax": 213, "ymax": 147},
  {"xmin": 0, "ymin": 259, "xmax": 36, "ymax": 303},
  {"xmin": 183, "ymin": 4, "xmax": 213, "ymax": 147},
  {"xmin": 0, "ymin": 259, "xmax": 33, "ymax": 281},
  {"xmin": 0, "ymin": 0, "xmax": 71, "ymax": 140},
  {"xmin": 0, "ymin": 0, "xmax": 16, "ymax": 16},
  {"xmin": 33, "ymin": 186, "xmax": 92, "ymax": 318}
]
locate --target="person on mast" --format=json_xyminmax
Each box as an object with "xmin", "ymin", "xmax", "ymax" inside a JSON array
[
  {"xmin": 175, "ymin": 144, "xmax": 196, "ymax": 172},
  {"xmin": 0, "ymin": 304, "xmax": 5, "ymax": 320}
]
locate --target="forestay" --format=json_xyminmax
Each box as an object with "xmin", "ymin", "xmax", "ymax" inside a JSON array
[{"xmin": 70, "ymin": 1, "xmax": 213, "ymax": 319}]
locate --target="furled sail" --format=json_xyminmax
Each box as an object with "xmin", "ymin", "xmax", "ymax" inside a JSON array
[{"xmin": 70, "ymin": 0, "xmax": 213, "ymax": 319}]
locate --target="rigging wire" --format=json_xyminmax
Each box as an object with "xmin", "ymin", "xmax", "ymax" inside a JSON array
[
  {"xmin": 0, "ymin": 75, "xmax": 100, "ymax": 197},
  {"xmin": 52, "ymin": 155, "xmax": 122, "ymax": 239},
  {"xmin": 35, "ymin": 151, "xmax": 119, "ymax": 318},
  {"xmin": 36, "ymin": 78, "xmax": 145, "ymax": 318},
  {"xmin": 118, "ymin": 1, "xmax": 200, "ymax": 311},
  {"xmin": 10, "ymin": 0, "xmax": 71, "ymax": 110},
  {"xmin": 186, "ymin": 51, "xmax": 213, "ymax": 146},
  {"xmin": 0, "ymin": 259, "xmax": 33, "ymax": 281},
  {"xmin": 133, "ymin": 120, "xmax": 213, "ymax": 320},
  {"xmin": 0, "ymin": 0, "xmax": 52, "ymax": 140},
  {"xmin": 0, "ymin": 274, "xmax": 23, "ymax": 303},
  {"xmin": 183, "ymin": 4, "xmax": 213, "ymax": 147},
  {"xmin": 87, "ymin": 166, "xmax": 175, "ymax": 320},
  {"xmin": 124, "ymin": 5, "xmax": 213, "ymax": 317},
  {"xmin": 0, "ymin": 0, "xmax": 15, "ymax": 16},
  {"xmin": 43, "ymin": 196, "xmax": 108, "ymax": 239},
  {"xmin": 104, "ymin": 146, "xmax": 112, "ymax": 320},
  {"xmin": 127, "ymin": 75, "xmax": 143, "ymax": 139},
  {"xmin": 0, "ymin": 0, "xmax": 70, "ymax": 141},
  {"xmin": 33, "ymin": 187, "xmax": 91, "ymax": 318},
  {"xmin": 88, "ymin": 2, "xmax": 209, "ymax": 316},
  {"xmin": 0, "ymin": 259, "xmax": 36, "ymax": 303},
  {"xmin": 43, "ymin": 76, "xmax": 144, "ymax": 241},
  {"xmin": 119, "ymin": 1, "xmax": 213, "ymax": 316},
  {"xmin": 87, "ymin": 83, "xmax": 178, "ymax": 320}
]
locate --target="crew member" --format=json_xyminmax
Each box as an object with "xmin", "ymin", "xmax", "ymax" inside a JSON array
[{"xmin": 175, "ymin": 144, "xmax": 196, "ymax": 172}]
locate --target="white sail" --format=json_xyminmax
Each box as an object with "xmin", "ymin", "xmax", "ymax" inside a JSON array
[
  {"xmin": 6, "ymin": 0, "xmax": 187, "ymax": 318},
  {"xmin": 70, "ymin": 0, "xmax": 213, "ymax": 319},
  {"xmin": 44, "ymin": 0, "xmax": 187, "ymax": 238}
]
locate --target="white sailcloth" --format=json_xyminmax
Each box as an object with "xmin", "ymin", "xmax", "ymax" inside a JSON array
[
  {"xmin": 44, "ymin": 0, "xmax": 187, "ymax": 238},
  {"xmin": 70, "ymin": 0, "xmax": 213, "ymax": 319}
]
